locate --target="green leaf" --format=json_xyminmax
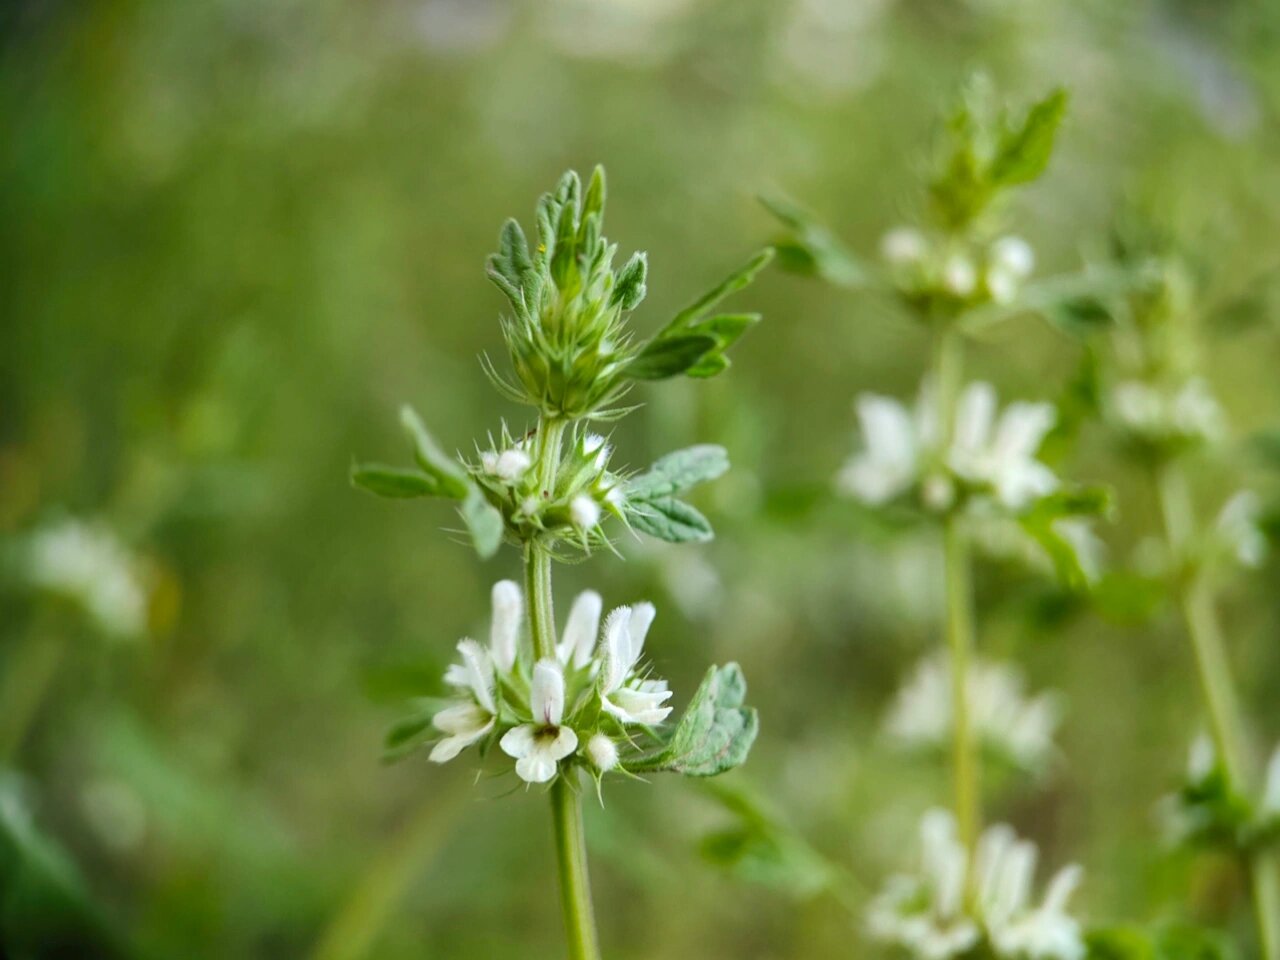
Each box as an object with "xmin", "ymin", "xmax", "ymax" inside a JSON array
[
  {"xmin": 399, "ymin": 405, "xmax": 470, "ymax": 500},
  {"xmin": 460, "ymin": 489, "xmax": 505, "ymax": 558},
  {"xmin": 991, "ymin": 87, "xmax": 1069, "ymax": 187},
  {"xmin": 1018, "ymin": 484, "xmax": 1114, "ymax": 591},
  {"xmin": 627, "ymin": 445, "xmax": 730, "ymax": 500},
  {"xmin": 624, "ymin": 335, "xmax": 717, "ymax": 381},
  {"xmin": 381, "ymin": 699, "xmax": 451, "ymax": 762},
  {"xmin": 759, "ymin": 195, "xmax": 870, "ymax": 288},
  {"xmin": 625, "ymin": 496, "xmax": 714, "ymax": 543},
  {"xmin": 628, "ymin": 664, "xmax": 758, "ymax": 776},
  {"xmin": 663, "ymin": 248, "xmax": 776, "ymax": 333},
  {"xmin": 350, "ymin": 463, "xmax": 442, "ymax": 499}
]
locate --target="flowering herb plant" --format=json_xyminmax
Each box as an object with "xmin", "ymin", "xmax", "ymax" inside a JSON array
[{"xmin": 352, "ymin": 166, "xmax": 766, "ymax": 958}]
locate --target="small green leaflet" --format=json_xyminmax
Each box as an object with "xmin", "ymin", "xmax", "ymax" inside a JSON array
[
  {"xmin": 350, "ymin": 463, "xmax": 443, "ymax": 499},
  {"xmin": 460, "ymin": 488, "xmax": 505, "ymax": 559},
  {"xmin": 626, "ymin": 497, "xmax": 714, "ymax": 543},
  {"xmin": 628, "ymin": 663, "xmax": 759, "ymax": 776},
  {"xmin": 990, "ymin": 87, "xmax": 1069, "ymax": 187},
  {"xmin": 400, "ymin": 405, "xmax": 471, "ymax": 500}
]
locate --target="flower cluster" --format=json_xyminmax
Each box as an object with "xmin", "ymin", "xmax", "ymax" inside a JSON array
[
  {"xmin": 881, "ymin": 228, "xmax": 1036, "ymax": 311},
  {"xmin": 885, "ymin": 654, "xmax": 1063, "ymax": 773},
  {"xmin": 470, "ymin": 426, "xmax": 626, "ymax": 549},
  {"xmin": 19, "ymin": 518, "xmax": 149, "ymax": 638},
  {"xmin": 1107, "ymin": 376, "xmax": 1225, "ymax": 453},
  {"xmin": 867, "ymin": 810, "xmax": 1085, "ymax": 960},
  {"xmin": 427, "ymin": 580, "xmax": 674, "ymax": 784},
  {"xmin": 837, "ymin": 379, "xmax": 1058, "ymax": 514},
  {"xmin": 1160, "ymin": 734, "xmax": 1280, "ymax": 852}
]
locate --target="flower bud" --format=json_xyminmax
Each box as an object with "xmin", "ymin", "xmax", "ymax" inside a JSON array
[
  {"xmin": 586, "ymin": 733, "xmax": 618, "ymax": 771},
  {"xmin": 570, "ymin": 494, "xmax": 601, "ymax": 530},
  {"xmin": 492, "ymin": 449, "xmax": 531, "ymax": 482},
  {"xmin": 990, "ymin": 235, "xmax": 1034, "ymax": 278},
  {"xmin": 880, "ymin": 227, "xmax": 927, "ymax": 266},
  {"xmin": 942, "ymin": 254, "xmax": 976, "ymax": 297}
]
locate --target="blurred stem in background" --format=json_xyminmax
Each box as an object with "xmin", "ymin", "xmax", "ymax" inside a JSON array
[
  {"xmin": 1153, "ymin": 461, "xmax": 1280, "ymax": 960},
  {"xmin": 526, "ymin": 415, "xmax": 601, "ymax": 960},
  {"xmin": 931, "ymin": 326, "xmax": 981, "ymax": 870},
  {"xmin": 310, "ymin": 784, "xmax": 467, "ymax": 960}
]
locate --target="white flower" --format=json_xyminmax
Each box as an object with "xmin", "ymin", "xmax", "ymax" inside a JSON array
[
  {"xmin": 557, "ymin": 589, "xmax": 604, "ymax": 669},
  {"xmin": 881, "ymin": 227, "xmax": 928, "ymax": 266},
  {"xmin": 488, "ymin": 448, "xmax": 532, "ymax": 482},
  {"xmin": 990, "ymin": 236, "xmax": 1035, "ymax": 278},
  {"xmin": 598, "ymin": 603, "xmax": 673, "ymax": 725},
  {"xmin": 836, "ymin": 389, "xmax": 935, "ymax": 505},
  {"xmin": 885, "ymin": 654, "xmax": 1062, "ymax": 772},
  {"xmin": 948, "ymin": 383, "xmax": 1057, "ymax": 510},
  {"xmin": 500, "ymin": 659, "xmax": 579, "ymax": 783},
  {"xmin": 868, "ymin": 810, "xmax": 1085, "ymax": 960},
  {"xmin": 489, "ymin": 580, "xmax": 522, "ymax": 673},
  {"xmin": 570, "ymin": 494, "xmax": 601, "ymax": 530},
  {"xmin": 942, "ymin": 254, "xmax": 977, "ymax": 297},
  {"xmin": 1111, "ymin": 378, "xmax": 1224, "ymax": 446},
  {"xmin": 586, "ymin": 733, "xmax": 619, "ymax": 771},
  {"xmin": 431, "ymin": 639, "xmax": 497, "ymax": 763},
  {"xmin": 1215, "ymin": 491, "xmax": 1267, "ymax": 568},
  {"xmin": 987, "ymin": 268, "xmax": 1019, "ymax": 305},
  {"xmin": 25, "ymin": 519, "xmax": 148, "ymax": 638}
]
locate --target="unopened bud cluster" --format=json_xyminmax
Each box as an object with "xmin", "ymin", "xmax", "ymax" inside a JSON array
[
  {"xmin": 881, "ymin": 228, "xmax": 1035, "ymax": 313},
  {"xmin": 470, "ymin": 427, "xmax": 625, "ymax": 549}
]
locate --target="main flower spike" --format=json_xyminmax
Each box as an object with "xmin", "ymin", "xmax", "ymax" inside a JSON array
[
  {"xmin": 354, "ymin": 164, "xmax": 768, "ymax": 960},
  {"xmin": 867, "ymin": 809, "xmax": 1086, "ymax": 960},
  {"xmin": 396, "ymin": 581, "xmax": 756, "ymax": 786}
]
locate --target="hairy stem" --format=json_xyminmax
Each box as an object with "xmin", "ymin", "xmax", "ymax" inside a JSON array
[
  {"xmin": 931, "ymin": 328, "xmax": 981, "ymax": 859},
  {"xmin": 526, "ymin": 414, "xmax": 601, "ymax": 960},
  {"xmin": 1154, "ymin": 461, "xmax": 1280, "ymax": 960}
]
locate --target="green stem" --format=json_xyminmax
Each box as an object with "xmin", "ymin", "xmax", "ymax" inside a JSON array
[
  {"xmin": 550, "ymin": 776, "xmax": 601, "ymax": 960},
  {"xmin": 930, "ymin": 327, "xmax": 981, "ymax": 859},
  {"xmin": 525, "ymin": 414, "xmax": 601, "ymax": 960},
  {"xmin": 1153, "ymin": 461, "xmax": 1280, "ymax": 960},
  {"xmin": 943, "ymin": 515, "xmax": 980, "ymax": 856}
]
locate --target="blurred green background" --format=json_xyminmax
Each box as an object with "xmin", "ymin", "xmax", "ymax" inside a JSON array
[{"xmin": 3, "ymin": 0, "xmax": 1280, "ymax": 957}]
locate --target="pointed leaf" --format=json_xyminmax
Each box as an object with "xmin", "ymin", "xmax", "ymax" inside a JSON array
[
  {"xmin": 624, "ymin": 335, "xmax": 717, "ymax": 381},
  {"xmin": 351, "ymin": 463, "xmax": 443, "ymax": 499},
  {"xmin": 611, "ymin": 251, "xmax": 648, "ymax": 310},
  {"xmin": 990, "ymin": 87, "xmax": 1068, "ymax": 187},
  {"xmin": 663, "ymin": 248, "xmax": 776, "ymax": 333},
  {"xmin": 400, "ymin": 406, "xmax": 470, "ymax": 500},
  {"xmin": 460, "ymin": 489, "xmax": 505, "ymax": 558},
  {"xmin": 626, "ymin": 496, "xmax": 714, "ymax": 543},
  {"xmin": 759, "ymin": 195, "xmax": 870, "ymax": 288},
  {"xmin": 627, "ymin": 445, "xmax": 730, "ymax": 500}
]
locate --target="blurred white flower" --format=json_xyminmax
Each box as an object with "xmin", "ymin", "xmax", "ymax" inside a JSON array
[
  {"xmin": 943, "ymin": 254, "xmax": 978, "ymax": 297},
  {"xmin": 501, "ymin": 659, "xmax": 579, "ymax": 783},
  {"xmin": 990, "ymin": 236, "xmax": 1035, "ymax": 279},
  {"xmin": 948, "ymin": 383, "xmax": 1058, "ymax": 510},
  {"xmin": 1262, "ymin": 744, "xmax": 1280, "ymax": 818},
  {"xmin": 881, "ymin": 227, "xmax": 929, "ymax": 267},
  {"xmin": 868, "ymin": 810, "xmax": 1085, "ymax": 960},
  {"xmin": 557, "ymin": 589, "xmax": 604, "ymax": 670},
  {"xmin": 1110, "ymin": 378, "xmax": 1224, "ymax": 447},
  {"xmin": 885, "ymin": 654, "xmax": 1063, "ymax": 772},
  {"xmin": 24, "ymin": 519, "xmax": 149, "ymax": 638},
  {"xmin": 1214, "ymin": 491, "xmax": 1267, "ymax": 568},
  {"xmin": 838, "ymin": 381, "xmax": 1059, "ymax": 513}
]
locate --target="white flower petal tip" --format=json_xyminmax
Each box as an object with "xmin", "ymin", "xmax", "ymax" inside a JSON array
[
  {"xmin": 586, "ymin": 734, "xmax": 619, "ymax": 772},
  {"xmin": 501, "ymin": 723, "xmax": 579, "ymax": 784},
  {"xmin": 530, "ymin": 659, "xmax": 566, "ymax": 727},
  {"xmin": 428, "ymin": 705, "xmax": 495, "ymax": 764},
  {"xmin": 881, "ymin": 227, "xmax": 928, "ymax": 266}
]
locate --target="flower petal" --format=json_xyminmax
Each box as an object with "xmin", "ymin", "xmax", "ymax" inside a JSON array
[
  {"xmin": 455, "ymin": 638, "xmax": 495, "ymax": 714},
  {"xmin": 954, "ymin": 382, "xmax": 996, "ymax": 458},
  {"xmin": 558, "ymin": 590, "xmax": 603, "ymax": 669},
  {"xmin": 600, "ymin": 606, "xmax": 633, "ymax": 693},
  {"xmin": 515, "ymin": 754, "xmax": 557, "ymax": 784},
  {"xmin": 489, "ymin": 580, "xmax": 522, "ymax": 674},
  {"xmin": 428, "ymin": 715, "xmax": 494, "ymax": 764},
  {"xmin": 530, "ymin": 659, "xmax": 565, "ymax": 727},
  {"xmin": 628, "ymin": 602, "xmax": 656, "ymax": 659},
  {"xmin": 499, "ymin": 724, "xmax": 537, "ymax": 759}
]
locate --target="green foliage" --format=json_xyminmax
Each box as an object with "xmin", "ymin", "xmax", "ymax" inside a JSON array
[
  {"xmin": 629, "ymin": 664, "xmax": 758, "ymax": 776},
  {"xmin": 929, "ymin": 81, "xmax": 1069, "ymax": 229},
  {"xmin": 758, "ymin": 195, "xmax": 871, "ymax": 288},
  {"xmin": 623, "ymin": 445, "xmax": 729, "ymax": 543},
  {"xmin": 1086, "ymin": 924, "xmax": 1238, "ymax": 960},
  {"xmin": 1017, "ymin": 484, "xmax": 1114, "ymax": 591},
  {"xmin": 627, "ymin": 248, "xmax": 774, "ymax": 381}
]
